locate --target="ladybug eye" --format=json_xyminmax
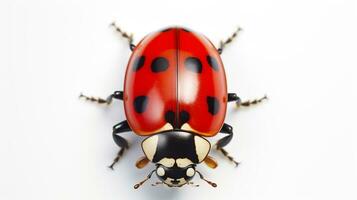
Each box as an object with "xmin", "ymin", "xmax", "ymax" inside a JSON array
[
  {"xmin": 186, "ymin": 167, "xmax": 195, "ymax": 177},
  {"xmin": 157, "ymin": 167, "xmax": 165, "ymax": 176}
]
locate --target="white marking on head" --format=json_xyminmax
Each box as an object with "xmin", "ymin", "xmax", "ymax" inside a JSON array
[
  {"xmin": 141, "ymin": 135, "xmax": 159, "ymax": 161},
  {"xmin": 176, "ymin": 158, "xmax": 193, "ymax": 168},
  {"xmin": 186, "ymin": 167, "xmax": 195, "ymax": 177},
  {"xmin": 156, "ymin": 166, "xmax": 165, "ymax": 176},
  {"xmin": 194, "ymin": 136, "xmax": 211, "ymax": 162},
  {"xmin": 164, "ymin": 177, "xmax": 187, "ymax": 187},
  {"xmin": 158, "ymin": 158, "xmax": 175, "ymax": 167}
]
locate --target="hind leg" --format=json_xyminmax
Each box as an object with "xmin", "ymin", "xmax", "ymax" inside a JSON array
[
  {"xmin": 217, "ymin": 27, "xmax": 242, "ymax": 54},
  {"xmin": 110, "ymin": 22, "xmax": 136, "ymax": 51},
  {"xmin": 109, "ymin": 120, "xmax": 131, "ymax": 169}
]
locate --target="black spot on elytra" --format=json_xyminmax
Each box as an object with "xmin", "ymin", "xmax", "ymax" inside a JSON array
[
  {"xmin": 132, "ymin": 56, "xmax": 145, "ymax": 71},
  {"xmin": 207, "ymin": 96, "xmax": 220, "ymax": 115},
  {"xmin": 165, "ymin": 110, "xmax": 175, "ymax": 127},
  {"xmin": 133, "ymin": 96, "xmax": 148, "ymax": 113},
  {"xmin": 206, "ymin": 55, "xmax": 219, "ymax": 71},
  {"xmin": 184, "ymin": 57, "xmax": 202, "ymax": 73},
  {"xmin": 151, "ymin": 57, "xmax": 169, "ymax": 72},
  {"xmin": 179, "ymin": 111, "xmax": 190, "ymax": 127}
]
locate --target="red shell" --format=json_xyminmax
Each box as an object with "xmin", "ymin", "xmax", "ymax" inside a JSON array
[{"xmin": 123, "ymin": 27, "xmax": 227, "ymax": 137}]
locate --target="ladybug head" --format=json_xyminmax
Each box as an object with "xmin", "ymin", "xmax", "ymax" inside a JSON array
[
  {"xmin": 155, "ymin": 163, "xmax": 196, "ymax": 187},
  {"xmin": 138, "ymin": 130, "xmax": 214, "ymax": 187}
]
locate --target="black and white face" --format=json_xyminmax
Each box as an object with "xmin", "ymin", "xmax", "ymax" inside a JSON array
[
  {"xmin": 141, "ymin": 131, "xmax": 211, "ymax": 187},
  {"xmin": 155, "ymin": 163, "xmax": 196, "ymax": 187}
]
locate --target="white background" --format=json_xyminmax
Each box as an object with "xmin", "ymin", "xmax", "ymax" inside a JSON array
[{"xmin": 1, "ymin": 0, "xmax": 357, "ymax": 199}]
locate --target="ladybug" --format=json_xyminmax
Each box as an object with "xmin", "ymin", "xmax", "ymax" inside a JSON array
[{"xmin": 80, "ymin": 23, "xmax": 267, "ymax": 188}]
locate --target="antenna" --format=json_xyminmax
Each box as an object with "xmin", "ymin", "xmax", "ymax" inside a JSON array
[
  {"xmin": 134, "ymin": 170, "xmax": 156, "ymax": 189},
  {"xmin": 196, "ymin": 170, "xmax": 217, "ymax": 188},
  {"xmin": 151, "ymin": 182, "xmax": 163, "ymax": 187},
  {"xmin": 188, "ymin": 182, "xmax": 200, "ymax": 187}
]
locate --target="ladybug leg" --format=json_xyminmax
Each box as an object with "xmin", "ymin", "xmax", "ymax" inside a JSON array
[
  {"xmin": 203, "ymin": 156, "xmax": 218, "ymax": 169},
  {"xmin": 215, "ymin": 123, "xmax": 239, "ymax": 167},
  {"xmin": 217, "ymin": 27, "xmax": 242, "ymax": 54},
  {"xmin": 79, "ymin": 91, "xmax": 123, "ymax": 105},
  {"xmin": 110, "ymin": 22, "xmax": 136, "ymax": 51},
  {"xmin": 238, "ymin": 95, "xmax": 268, "ymax": 108},
  {"xmin": 135, "ymin": 156, "xmax": 150, "ymax": 169},
  {"xmin": 109, "ymin": 120, "xmax": 131, "ymax": 169},
  {"xmin": 228, "ymin": 93, "xmax": 268, "ymax": 108},
  {"xmin": 228, "ymin": 93, "xmax": 241, "ymax": 103}
]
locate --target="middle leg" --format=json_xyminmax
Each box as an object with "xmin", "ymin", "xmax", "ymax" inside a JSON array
[
  {"xmin": 79, "ymin": 91, "xmax": 123, "ymax": 105},
  {"xmin": 228, "ymin": 93, "xmax": 267, "ymax": 108}
]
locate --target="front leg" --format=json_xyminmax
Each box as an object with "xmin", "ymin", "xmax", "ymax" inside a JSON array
[
  {"xmin": 228, "ymin": 93, "xmax": 267, "ymax": 108},
  {"xmin": 109, "ymin": 120, "xmax": 131, "ymax": 169},
  {"xmin": 79, "ymin": 91, "xmax": 123, "ymax": 105},
  {"xmin": 215, "ymin": 123, "xmax": 239, "ymax": 167}
]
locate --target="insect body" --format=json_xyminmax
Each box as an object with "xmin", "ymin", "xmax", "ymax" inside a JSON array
[{"xmin": 80, "ymin": 24, "xmax": 267, "ymax": 188}]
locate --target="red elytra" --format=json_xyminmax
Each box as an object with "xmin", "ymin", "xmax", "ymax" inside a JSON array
[{"xmin": 123, "ymin": 27, "xmax": 227, "ymax": 137}]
